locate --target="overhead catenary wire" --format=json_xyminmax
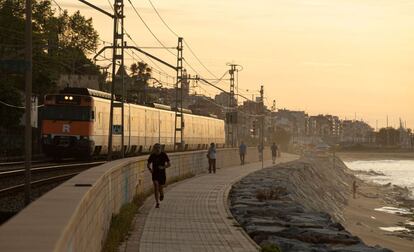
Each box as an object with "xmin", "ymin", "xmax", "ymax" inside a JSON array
[
  {"xmin": 146, "ymin": 0, "xmax": 219, "ymax": 79},
  {"xmin": 191, "ymin": 90, "xmax": 264, "ymax": 118},
  {"xmin": 126, "ymin": 0, "xmax": 176, "ymax": 57},
  {"xmin": 107, "ymin": 0, "xmax": 176, "ymax": 80},
  {"xmin": 0, "ymin": 100, "xmax": 44, "ymax": 109},
  {"xmin": 52, "ymin": 0, "xmax": 173, "ymax": 81},
  {"xmin": 124, "ymin": 31, "xmax": 175, "ymax": 79},
  {"xmin": 51, "ymin": 0, "xmax": 64, "ymax": 13},
  {"xmin": 124, "ymin": 50, "xmax": 176, "ymax": 87}
]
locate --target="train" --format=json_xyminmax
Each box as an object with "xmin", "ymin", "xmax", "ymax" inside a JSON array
[{"xmin": 41, "ymin": 88, "xmax": 225, "ymax": 158}]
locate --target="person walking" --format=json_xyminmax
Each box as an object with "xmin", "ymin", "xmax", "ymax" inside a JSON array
[
  {"xmin": 258, "ymin": 143, "xmax": 263, "ymax": 161},
  {"xmin": 239, "ymin": 141, "xmax": 247, "ymax": 165},
  {"xmin": 207, "ymin": 142, "xmax": 217, "ymax": 173},
  {"xmin": 147, "ymin": 143, "xmax": 171, "ymax": 208},
  {"xmin": 271, "ymin": 142, "xmax": 279, "ymax": 164}
]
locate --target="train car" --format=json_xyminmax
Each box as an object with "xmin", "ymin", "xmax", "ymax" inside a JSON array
[{"xmin": 41, "ymin": 88, "xmax": 225, "ymax": 158}]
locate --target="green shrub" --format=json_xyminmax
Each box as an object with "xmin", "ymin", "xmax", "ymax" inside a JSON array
[
  {"xmin": 261, "ymin": 244, "xmax": 281, "ymax": 252},
  {"xmin": 102, "ymin": 200, "xmax": 139, "ymax": 252}
]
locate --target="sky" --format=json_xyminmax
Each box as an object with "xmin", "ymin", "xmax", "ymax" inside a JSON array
[{"xmin": 59, "ymin": 0, "xmax": 414, "ymax": 129}]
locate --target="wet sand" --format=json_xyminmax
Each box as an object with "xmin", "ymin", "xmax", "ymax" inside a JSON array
[{"xmin": 344, "ymin": 183, "xmax": 414, "ymax": 252}]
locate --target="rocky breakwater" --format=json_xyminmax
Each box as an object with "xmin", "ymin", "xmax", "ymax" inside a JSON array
[{"xmin": 229, "ymin": 157, "xmax": 392, "ymax": 252}]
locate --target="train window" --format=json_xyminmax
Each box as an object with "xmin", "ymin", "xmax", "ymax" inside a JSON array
[{"xmin": 42, "ymin": 106, "xmax": 93, "ymax": 121}]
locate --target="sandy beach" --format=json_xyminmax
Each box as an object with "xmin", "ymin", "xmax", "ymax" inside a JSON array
[
  {"xmin": 229, "ymin": 154, "xmax": 414, "ymax": 251},
  {"xmin": 344, "ymin": 182, "xmax": 414, "ymax": 252},
  {"xmin": 340, "ymin": 151, "xmax": 414, "ymax": 252}
]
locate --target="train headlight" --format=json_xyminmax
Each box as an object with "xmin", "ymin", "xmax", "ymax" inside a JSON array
[{"xmin": 64, "ymin": 96, "xmax": 69, "ymax": 100}]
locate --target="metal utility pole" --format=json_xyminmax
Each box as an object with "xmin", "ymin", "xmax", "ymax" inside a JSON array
[
  {"xmin": 79, "ymin": 1, "xmax": 122, "ymax": 160},
  {"xmin": 119, "ymin": 4, "xmax": 125, "ymax": 159},
  {"xmin": 227, "ymin": 64, "xmax": 238, "ymax": 147},
  {"xmin": 174, "ymin": 37, "xmax": 184, "ymax": 151},
  {"xmin": 24, "ymin": 0, "xmax": 32, "ymax": 206},
  {"xmin": 108, "ymin": 0, "xmax": 124, "ymax": 160},
  {"xmin": 260, "ymin": 85, "xmax": 264, "ymax": 169},
  {"xmin": 386, "ymin": 115, "xmax": 389, "ymax": 146}
]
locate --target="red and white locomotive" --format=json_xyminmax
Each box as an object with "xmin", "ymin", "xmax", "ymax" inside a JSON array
[{"xmin": 41, "ymin": 88, "xmax": 225, "ymax": 158}]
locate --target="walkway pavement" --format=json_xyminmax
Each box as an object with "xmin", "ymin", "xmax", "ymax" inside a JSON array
[{"xmin": 121, "ymin": 154, "xmax": 297, "ymax": 252}]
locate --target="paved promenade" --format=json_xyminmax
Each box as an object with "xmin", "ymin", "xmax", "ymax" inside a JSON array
[{"xmin": 120, "ymin": 154, "xmax": 297, "ymax": 252}]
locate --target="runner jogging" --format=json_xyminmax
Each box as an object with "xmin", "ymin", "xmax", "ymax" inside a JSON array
[{"xmin": 147, "ymin": 143, "xmax": 171, "ymax": 208}]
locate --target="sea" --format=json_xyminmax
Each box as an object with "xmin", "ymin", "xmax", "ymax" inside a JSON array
[
  {"xmin": 345, "ymin": 159, "xmax": 414, "ymax": 231},
  {"xmin": 345, "ymin": 159, "xmax": 414, "ymax": 197}
]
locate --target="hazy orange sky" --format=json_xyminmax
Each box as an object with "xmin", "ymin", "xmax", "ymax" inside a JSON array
[{"xmin": 60, "ymin": 0, "xmax": 413, "ymax": 129}]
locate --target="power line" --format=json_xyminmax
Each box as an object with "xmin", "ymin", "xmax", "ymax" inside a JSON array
[
  {"xmin": 123, "ymin": 50, "xmax": 176, "ymax": 86},
  {"xmin": 51, "ymin": 0, "xmax": 64, "ymax": 12},
  {"xmin": 0, "ymin": 100, "xmax": 44, "ymax": 109},
  {"xmin": 146, "ymin": 0, "xmax": 219, "ymax": 79},
  {"xmin": 106, "ymin": 0, "xmax": 176, "ymax": 80},
  {"xmin": 147, "ymin": 0, "xmax": 179, "ymax": 37},
  {"xmin": 124, "ymin": 31, "xmax": 174, "ymax": 78},
  {"xmin": 126, "ymin": 0, "xmax": 176, "ymax": 57},
  {"xmin": 184, "ymin": 42, "xmax": 218, "ymax": 78},
  {"xmin": 211, "ymin": 71, "xmax": 229, "ymax": 85}
]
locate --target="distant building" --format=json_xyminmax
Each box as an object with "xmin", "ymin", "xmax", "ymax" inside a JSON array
[
  {"xmin": 341, "ymin": 120, "xmax": 374, "ymax": 144},
  {"xmin": 398, "ymin": 122, "xmax": 412, "ymax": 148},
  {"xmin": 188, "ymin": 95, "xmax": 222, "ymax": 118},
  {"xmin": 215, "ymin": 92, "xmax": 236, "ymax": 107},
  {"xmin": 275, "ymin": 109, "xmax": 308, "ymax": 135},
  {"xmin": 308, "ymin": 115, "xmax": 332, "ymax": 137}
]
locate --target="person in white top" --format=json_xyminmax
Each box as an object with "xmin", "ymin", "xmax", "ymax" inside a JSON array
[{"xmin": 207, "ymin": 142, "xmax": 217, "ymax": 173}]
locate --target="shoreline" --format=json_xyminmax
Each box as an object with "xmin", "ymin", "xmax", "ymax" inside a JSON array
[
  {"xmin": 230, "ymin": 156, "xmax": 414, "ymax": 251},
  {"xmin": 337, "ymin": 151, "xmax": 414, "ymax": 161},
  {"xmin": 339, "ymin": 150, "xmax": 414, "ymax": 251},
  {"xmin": 343, "ymin": 181, "xmax": 414, "ymax": 252}
]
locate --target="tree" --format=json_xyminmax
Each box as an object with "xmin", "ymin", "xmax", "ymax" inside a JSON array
[
  {"xmin": 0, "ymin": 0, "xmax": 101, "ymax": 128},
  {"xmin": 128, "ymin": 61, "xmax": 153, "ymax": 104},
  {"xmin": 273, "ymin": 126, "xmax": 292, "ymax": 150},
  {"xmin": 376, "ymin": 127, "xmax": 400, "ymax": 146}
]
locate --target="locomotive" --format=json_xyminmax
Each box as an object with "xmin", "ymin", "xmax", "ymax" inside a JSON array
[{"xmin": 41, "ymin": 88, "xmax": 225, "ymax": 158}]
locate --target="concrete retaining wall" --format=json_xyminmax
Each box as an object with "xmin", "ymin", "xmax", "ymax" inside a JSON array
[{"xmin": 0, "ymin": 147, "xmax": 270, "ymax": 252}]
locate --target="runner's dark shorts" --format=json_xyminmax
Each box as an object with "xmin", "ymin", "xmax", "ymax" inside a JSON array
[{"xmin": 152, "ymin": 169, "xmax": 166, "ymax": 185}]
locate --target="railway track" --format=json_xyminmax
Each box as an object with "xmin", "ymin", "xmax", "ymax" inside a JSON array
[
  {"xmin": 0, "ymin": 161, "xmax": 106, "ymax": 224},
  {"xmin": 0, "ymin": 161, "xmax": 105, "ymax": 194},
  {"xmin": 0, "ymin": 159, "xmax": 48, "ymax": 167},
  {"xmin": 0, "ymin": 173, "xmax": 79, "ymax": 196}
]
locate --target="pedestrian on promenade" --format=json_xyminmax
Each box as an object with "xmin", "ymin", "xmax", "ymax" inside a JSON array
[
  {"xmin": 271, "ymin": 142, "xmax": 279, "ymax": 164},
  {"xmin": 352, "ymin": 180, "xmax": 358, "ymax": 199},
  {"xmin": 147, "ymin": 143, "xmax": 171, "ymax": 208},
  {"xmin": 239, "ymin": 141, "xmax": 247, "ymax": 165},
  {"xmin": 258, "ymin": 143, "xmax": 263, "ymax": 161},
  {"xmin": 207, "ymin": 142, "xmax": 217, "ymax": 173}
]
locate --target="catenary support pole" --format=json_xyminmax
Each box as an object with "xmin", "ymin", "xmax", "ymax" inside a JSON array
[
  {"xmin": 24, "ymin": 0, "xmax": 32, "ymax": 206},
  {"xmin": 108, "ymin": 4, "xmax": 117, "ymax": 161},
  {"xmin": 260, "ymin": 85, "xmax": 264, "ymax": 169}
]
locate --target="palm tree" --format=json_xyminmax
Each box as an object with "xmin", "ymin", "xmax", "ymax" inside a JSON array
[{"xmin": 129, "ymin": 61, "xmax": 153, "ymax": 104}]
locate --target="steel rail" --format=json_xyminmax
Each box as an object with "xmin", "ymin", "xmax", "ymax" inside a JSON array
[
  {"xmin": 0, "ymin": 173, "xmax": 80, "ymax": 196},
  {"xmin": 0, "ymin": 161, "xmax": 105, "ymax": 178}
]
